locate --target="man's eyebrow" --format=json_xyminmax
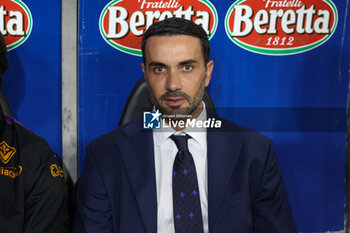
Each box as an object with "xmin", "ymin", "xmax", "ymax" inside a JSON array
[
  {"xmin": 179, "ymin": 59, "xmax": 198, "ymax": 66},
  {"xmin": 148, "ymin": 61, "xmax": 166, "ymax": 67}
]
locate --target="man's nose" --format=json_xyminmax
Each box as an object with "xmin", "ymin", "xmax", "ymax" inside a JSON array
[{"xmin": 165, "ymin": 70, "xmax": 181, "ymax": 91}]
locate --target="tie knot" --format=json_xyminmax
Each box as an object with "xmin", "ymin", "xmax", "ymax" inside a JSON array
[{"xmin": 170, "ymin": 134, "xmax": 191, "ymax": 152}]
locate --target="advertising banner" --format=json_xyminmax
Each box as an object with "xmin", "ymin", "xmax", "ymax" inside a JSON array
[
  {"xmin": 78, "ymin": 0, "xmax": 349, "ymax": 231},
  {"xmin": 2, "ymin": 0, "xmax": 62, "ymax": 156}
]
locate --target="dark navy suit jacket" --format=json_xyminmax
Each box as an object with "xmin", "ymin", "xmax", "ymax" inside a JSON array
[{"xmin": 73, "ymin": 115, "xmax": 296, "ymax": 233}]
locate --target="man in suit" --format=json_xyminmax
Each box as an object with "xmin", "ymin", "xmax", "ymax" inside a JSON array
[{"xmin": 74, "ymin": 18, "xmax": 296, "ymax": 233}]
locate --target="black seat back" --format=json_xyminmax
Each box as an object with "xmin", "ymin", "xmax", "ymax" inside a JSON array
[{"xmin": 0, "ymin": 89, "xmax": 13, "ymax": 117}]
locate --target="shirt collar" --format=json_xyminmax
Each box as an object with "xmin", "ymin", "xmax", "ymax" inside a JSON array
[{"xmin": 153, "ymin": 102, "xmax": 207, "ymax": 146}]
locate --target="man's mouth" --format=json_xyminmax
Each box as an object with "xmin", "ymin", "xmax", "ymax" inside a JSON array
[{"xmin": 165, "ymin": 97, "xmax": 185, "ymax": 107}]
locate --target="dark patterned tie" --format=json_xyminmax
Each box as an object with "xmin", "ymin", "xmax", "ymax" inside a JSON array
[{"xmin": 170, "ymin": 134, "xmax": 204, "ymax": 233}]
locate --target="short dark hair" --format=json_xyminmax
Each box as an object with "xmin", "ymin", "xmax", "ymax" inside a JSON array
[
  {"xmin": 141, "ymin": 18, "xmax": 210, "ymax": 64},
  {"xmin": 0, "ymin": 34, "xmax": 8, "ymax": 86}
]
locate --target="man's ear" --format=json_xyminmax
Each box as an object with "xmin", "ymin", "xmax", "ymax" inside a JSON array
[
  {"xmin": 141, "ymin": 63, "xmax": 149, "ymax": 88},
  {"xmin": 141, "ymin": 63, "xmax": 145, "ymax": 73},
  {"xmin": 204, "ymin": 60, "xmax": 214, "ymax": 87}
]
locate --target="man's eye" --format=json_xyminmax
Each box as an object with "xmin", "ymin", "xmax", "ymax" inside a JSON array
[
  {"xmin": 154, "ymin": 67, "xmax": 165, "ymax": 73},
  {"xmin": 183, "ymin": 65, "xmax": 193, "ymax": 72}
]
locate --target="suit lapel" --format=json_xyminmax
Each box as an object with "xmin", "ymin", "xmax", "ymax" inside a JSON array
[
  {"xmin": 207, "ymin": 118, "xmax": 243, "ymax": 230},
  {"xmin": 118, "ymin": 124, "xmax": 157, "ymax": 233}
]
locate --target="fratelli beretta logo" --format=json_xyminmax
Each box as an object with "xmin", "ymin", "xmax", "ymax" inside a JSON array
[
  {"xmin": 225, "ymin": 0, "xmax": 338, "ymax": 55},
  {"xmin": 0, "ymin": 0, "xmax": 33, "ymax": 51},
  {"xmin": 99, "ymin": 0, "xmax": 218, "ymax": 56}
]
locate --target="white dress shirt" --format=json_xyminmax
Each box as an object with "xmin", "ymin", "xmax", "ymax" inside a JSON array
[{"xmin": 153, "ymin": 104, "xmax": 208, "ymax": 233}]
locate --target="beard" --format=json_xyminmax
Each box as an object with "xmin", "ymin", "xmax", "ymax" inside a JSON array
[{"xmin": 148, "ymin": 77, "xmax": 206, "ymax": 120}]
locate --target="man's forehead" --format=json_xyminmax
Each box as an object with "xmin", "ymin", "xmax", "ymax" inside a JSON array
[
  {"xmin": 144, "ymin": 35, "xmax": 203, "ymax": 63},
  {"xmin": 145, "ymin": 34, "xmax": 201, "ymax": 46}
]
